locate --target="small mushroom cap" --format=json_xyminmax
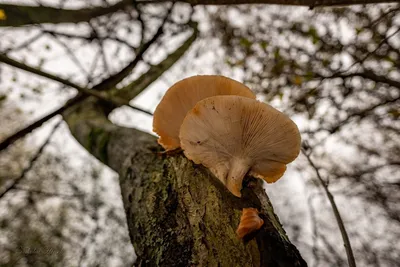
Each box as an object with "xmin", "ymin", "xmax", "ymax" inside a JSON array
[
  {"xmin": 153, "ymin": 75, "xmax": 256, "ymax": 150},
  {"xmin": 236, "ymin": 208, "xmax": 264, "ymax": 239},
  {"xmin": 179, "ymin": 95, "xmax": 301, "ymax": 197}
]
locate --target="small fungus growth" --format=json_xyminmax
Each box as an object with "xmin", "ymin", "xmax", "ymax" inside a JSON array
[{"xmin": 236, "ymin": 208, "xmax": 264, "ymax": 239}]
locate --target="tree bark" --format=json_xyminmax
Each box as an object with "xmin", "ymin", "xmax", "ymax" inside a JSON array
[{"xmin": 63, "ymin": 97, "xmax": 308, "ymax": 266}]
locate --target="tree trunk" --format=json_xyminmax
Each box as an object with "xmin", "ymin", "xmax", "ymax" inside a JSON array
[{"xmin": 64, "ymin": 99, "xmax": 308, "ymax": 266}]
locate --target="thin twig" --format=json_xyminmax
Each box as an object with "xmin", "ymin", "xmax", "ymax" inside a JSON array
[
  {"xmin": 42, "ymin": 29, "xmax": 137, "ymax": 51},
  {"xmin": 302, "ymin": 147, "xmax": 357, "ymax": 267},
  {"xmin": 0, "ymin": 120, "xmax": 63, "ymax": 199},
  {"xmin": 349, "ymin": 27, "xmax": 400, "ymax": 72},
  {"xmin": 134, "ymin": 2, "xmax": 146, "ymax": 47},
  {"xmin": 89, "ymin": 22, "xmax": 111, "ymax": 75},
  {"xmin": 13, "ymin": 186, "xmax": 83, "ymax": 199},
  {"xmin": 3, "ymin": 32, "xmax": 43, "ymax": 53},
  {"xmin": 323, "ymin": 27, "xmax": 400, "ymax": 79},
  {"xmin": 78, "ymin": 179, "xmax": 101, "ymax": 266},
  {"xmin": 44, "ymin": 30, "xmax": 91, "ymax": 79},
  {"xmin": 307, "ymin": 193, "xmax": 321, "ymax": 267},
  {"xmin": 28, "ymin": 194, "xmax": 81, "ymax": 247},
  {"xmin": 0, "ymin": 1, "xmax": 132, "ymax": 27},
  {"xmin": 88, "ymin": 49, "xmax": 102, "ymax": 83}
]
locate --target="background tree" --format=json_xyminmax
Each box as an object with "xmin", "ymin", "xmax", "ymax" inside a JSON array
[{"xmin": 0, "ymin": 99, "xmax": 134, "ymax": 266}]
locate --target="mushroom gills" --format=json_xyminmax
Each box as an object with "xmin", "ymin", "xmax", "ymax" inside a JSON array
[{"xmin": 179, "ymin": 95, "xmax": 301, "ymax": 198}]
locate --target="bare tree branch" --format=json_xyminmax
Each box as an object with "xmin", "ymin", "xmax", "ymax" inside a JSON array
[
  {"xmin": 40, "ymin": 29, "xmax": 137, "ymax": 51},
  {"xmin": 0, "ymin": 5, "xmax": 182, "ymax": 152},
  {"xmin": 115, "ymin": 23, "xmax": 198, "ymax": 99},
  {"xmin": 13, "ymin": 186, "xmax": 83, "ymax": 199},
  {"xmin": 3, "ymin": 32, "xmax": 43, "ymax": 53},
  {"xmin": 0, "ymin": 0, "xmax": 397, "ymax": 29},
  {"xmin": 0, "ymin": 95, "xmax": 84, "ymax": 152},
  {"xmin": 326, "ymin": 96, "xmax": 399, "ymax": 134},
  {"xmin": 45, "ymin": 30, "xmax": 91, "ymax": 79},
  {"xmin": 302, "ymin": 147, "xmax": 357, "ymax": 267},
  {"xmin": 136, "ymin": 0, "xmax": 397, "ymax": 7},
  {"xmin": 0, "ymin": 1, "xmax": 132, "ymax": 27},
  {"xmin": 327, "ymin": 69, "xmax": 400, "ymax": 89},
  {"xmin": 0, "ymin": 53, "xmax": 152, "ymax": 115}
]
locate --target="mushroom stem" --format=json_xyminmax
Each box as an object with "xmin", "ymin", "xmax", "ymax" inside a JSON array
[{"xmin": 226, "ymin": 158, "xmax": 251, "ymax": 197}]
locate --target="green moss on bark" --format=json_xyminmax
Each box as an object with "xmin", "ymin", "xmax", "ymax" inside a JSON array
[
  {"xmin": 117, "ymin": 149, "xmax": 305, "ymax": 266},
  {"xmin": 88, "ymin": 127, "xmax": 110, "ymax": 164}
]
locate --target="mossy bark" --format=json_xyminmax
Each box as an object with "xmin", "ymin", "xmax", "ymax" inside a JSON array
[
  {"xmin": 64, "ymin": 99, "xmax": 307, "ymax": 266},
  {"xmin": 0, "ymin": 1, "xmax": 132, "ymax": 27}
]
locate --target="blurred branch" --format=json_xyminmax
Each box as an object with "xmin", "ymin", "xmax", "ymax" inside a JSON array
[
  {"xmin": 0, "ymin": 120, "xmax": 62, "ymax": 199},
  {"xmin": 102, "ymin": 3, "xmax": 174, "ymax": 89},
  {"xmin": 319, "ymin": 232, "xmax": 346, "ymax": 266},
  {"xmin": 28, "ymin": 194, "xmax": 81, "ymax": 247},
  {"xmin": 45, "ymin": 31, "xmax": 91, "ymax": 78},
  {"xmin": 135, "ymin": 0, "xmax": 397, "ymax": 6},
  {"xmin": 13, "ymin": 186, "xmax": 83, "ymax": 199},
  {"xmin": 327, "ymin": 69, "xmax": 400, "ymax": 89},
  {"xmin": 134, "ymin": 2, "xmax": 146, "ymax": 47},
  {"xmin": 369, "ymin": 5, "xmax": 400, "ymax": 27},
  {"xmin": 0, "ymin": 0, "xmax": 396, "ymax": 28},
  {"xmin": 0, "ymin": 4, "xmax": 176, "ymax": 152},
  {"xmin": 3, "ymin": 32, "xmax": 43, "ymax": 53},
  {"xmin": 78, "ymin": 180, "xmax": 102, "ymax": 266},
  {"xmin": 0, "ymin": 1, "xmax": 132, "ymax": 27},
  {"xmin": 302, "ymin": 147, "xmax": 357, "ymax": 267},
  {"xmin": 307, "ymin": 194, "xmax": 321, "ymax": 267},
  {"xmin": 334, "ymin": 162, "xmax": 400, "ymax": 178},
  {"xmin": 326, "ymin": 96, "xmax": 399, "ymax": 134},
  {"xmin": 41, "ymin": 29, "xmax": 137, "ymax": 51},
  {"xmin": 46, "ymin": 31, "xmax": 89, "ymax": 78},
  {"xmin": 99, "ymin": 39, "xmax": 111, "ymax": 76},
  {"xmin": 348, "ymin": 27, "xmax": 400, "ymax": 71},
  {"xmin": 0, "ymin": 53, "xmax": 152, "ymax": 115},
  {"xmin": 115, "ymin": 23, "xmax": 198, "ymax": 99},
  {"xmin": 0, "ymin": 95, "xmax": 84, "ymax": 152}
]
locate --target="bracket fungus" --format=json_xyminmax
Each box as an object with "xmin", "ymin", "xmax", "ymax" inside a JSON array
[
  {"xmin": 153, "ymin": 75, "xmax": 256, "ymax": 150},
  {"xmin": 179, "ymin": 95, "xmax": 301, "ymax": 197},
  {"xmin": 236, "ymin": 208, "xmax": 264, "ymax": 239}
]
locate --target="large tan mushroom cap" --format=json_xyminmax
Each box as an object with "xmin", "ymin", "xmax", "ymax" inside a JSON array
[
  {"xmin": 153, "ymin": 75, "xmax": 256, "ymax": 150},
  {"xmin": 179, "ymin": 95, "xmax": 301, "ymax": 197}
]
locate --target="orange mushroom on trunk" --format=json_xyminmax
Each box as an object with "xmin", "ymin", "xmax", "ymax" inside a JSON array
[
  {"xmin": 236, "ymin": 208, "xmax": 264, "ymax": 239},
  {"xmin": 179, "ymin": 95, "xmax": 301, "ymax": 197},
  {"xmin": 153, "ymin": 75, "xmax": 256, "ymax": 151}
]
